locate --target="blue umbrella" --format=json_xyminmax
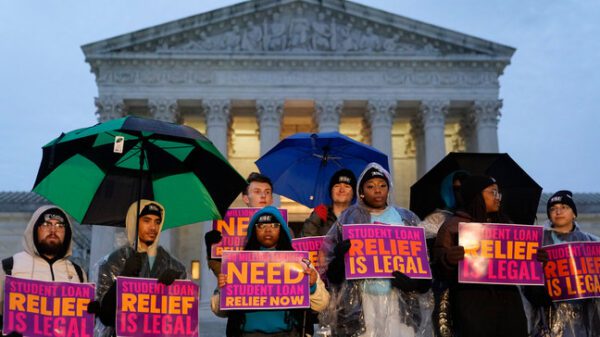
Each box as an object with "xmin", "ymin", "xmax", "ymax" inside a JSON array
[{"xmin": 255, "ymin": 132, "xmax": 389, "ymax": 208}]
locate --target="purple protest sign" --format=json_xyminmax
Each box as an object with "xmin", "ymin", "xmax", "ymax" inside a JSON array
[
  {"xmin": 342, "ymin": 224, "xmax": 431, "ymax": 280},
  {"xmin": 220, "ymin": 251, "xmax": 310, "ymax": 310},
  {"xmin": 458, "ymin": 222, "xmax": 544, "ymax": 285},
  {"xmin": 544, "ymin": 241, "xmax": 600, "ymax": 301},
  {"xmin": 116, "ymin": 277, "xmax": 199, "ymax": 337},
  {"xmin": 211, "ymin": 208, "xmax": 288, "ymax": 258},
  {"xmin": 292, "ymin": 236, "xmax": 325, "ymax": 272},
  {"xmin": 2, "ymin": 276, "xmax": 94, "ymax": 337}
]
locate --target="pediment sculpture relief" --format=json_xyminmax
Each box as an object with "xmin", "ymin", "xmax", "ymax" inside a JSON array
[{"xmin": 155, "ymin": 7, "xmax": 451, "ymax": 55}]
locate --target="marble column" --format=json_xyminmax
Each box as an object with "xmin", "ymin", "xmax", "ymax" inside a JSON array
[
  {"xmin": 94, "ymin": 96, "xmax": 125, "ymax": 122},
  {"xmin": 410, "ymin": 117, "xmax": 426, "ymax": 178},
  {"xmin": 196, "ymin": 99, "xmax": 231, "ymax": 302},
  {"xmin": 203, "ymin": 99, "xmax": 231, "ymax": 156},
  {"xmin": 459, "ymin": 110, "xmax": 478, "ymax": 152},
  {"xmin": 149, "ymin": 98, "xmax": 179, "ymax": 123},
  {"xmin": 367, "ymin": 99, "xmax": 397, "ymax": 175},
  {"xmin": 472, "ymin": 100, "xmax": 502, "ymax": 153},
  {"xmin": 256, "ymin": 99, "xmax": 283, "ymax": 206},
  {"xmin": 419, "ymin": 100, "xmax": 449, "ymax": 171},
  {"xmin": 256, "ymin": 99, "xmax": 284, "ymax": 155},
  {"xmin": 314, "ymin": 99, "xmax": 343, "ymax": 133}
]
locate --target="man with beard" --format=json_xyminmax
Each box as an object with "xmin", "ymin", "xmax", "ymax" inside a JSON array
[
  {"xmin": 0, "ymin": 205, "xmax": 86, "ymax": 337},
  {"xmin": 94, "ymin": 200, "xmax": 186, "ymax": 337}
]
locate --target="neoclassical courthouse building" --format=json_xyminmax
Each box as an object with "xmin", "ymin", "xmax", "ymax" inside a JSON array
[{"xmin": 1, "ymin": 0, "xmax": 599, "ymax": 304}]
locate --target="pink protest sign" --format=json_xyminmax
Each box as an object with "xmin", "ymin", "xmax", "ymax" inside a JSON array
[
  {"xmin": 544, "ymin": 241, "xmax": 600, "ymax": 301},
  {"xmin": 220, "ymin": 251, "xmax": 310, "ymax": 310},
  {"xmin": 116, "ymin": 277, "xmax": 199, "ymax": 337},
  {"xmin": 211, "ymin": 208, "xmax": 288, "ymax": 258},
  {"xmin": 292, "ymin": 236, "xmax": 325, "ymax": 272},
  {"xmin": 458, "ymin": 222, "xmax": 544, "ymax": 285},
  {"xmin": 2, "ymin": 276, "xmax": 94, "ymax": 337},
  {"xmin": 342, "ymin": 224, "xmax": 431, "ymax": 280}
]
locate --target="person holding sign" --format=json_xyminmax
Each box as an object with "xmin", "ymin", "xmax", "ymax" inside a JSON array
[
  {"xmin": 418, "ymin": 170, "xmax": 468, "ymax": 337},
  {"xmin": 302, "ymin": 169, "xmax": 356, "ymax": 237},
  {"xmin": 527, "ymin": 190, "xmax": 600, "ymax": 337},
  {"xmin": 204, "ymin": 172, "xmax": 274, "ymax": 277},
  {"xmin": 0, "ymin": 206, "xmax": 88, "ymax": 337},
  {"xmin": 433, "ymin": 175, "xmax": 533, "ymax": 337},
  {"xmin": 321, "ymin": 163, "xmax": 431, "ymax": 337},
  {"xmin": 211, "ymin": 206, "xmax": 329, "ymax": 337},
  {"xmin": 94, "ymin": 200, "xmax": 187, "ymax": 337}
]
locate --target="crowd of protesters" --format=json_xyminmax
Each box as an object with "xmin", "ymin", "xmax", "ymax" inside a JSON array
[{"xmin": 1, "ymin": 165, "xmax": 599, "ymax": 337}]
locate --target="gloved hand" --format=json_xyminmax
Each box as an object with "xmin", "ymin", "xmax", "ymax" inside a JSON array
[
  {"xmin": 391, "ymin": 271, "xmax": 431, "ymax": 293},
  {"xmin": 444, "ymin": 246, "xmax": 465, "ymax": 265},
  {"xmin": 536, "ymin": 248, "xmax": 549, "ymax": 264},
  {"xmin": 87, "ymin": 300, "xmax": 101, "ymax": 315},
  {"xmin": 327, "ymin": 239, "xmax": 352, "ymax": 284},
  {"xmin": 121, "ymin": 253, "xmax": 143, "ymax": 277},
  {"xmin": 157, "ymin": 269, "xmax": 180, "ymax": 286},
  {"xmin": 204, "ymin": 229, "xmax": 222, "ymax": 259},
  {"xmin": 334, "ymin": 239, "xmax": 351, "ymax": 259},
  {"xmin": 314, "ymin": 205, "xmax": 328, "ymax": 223}
]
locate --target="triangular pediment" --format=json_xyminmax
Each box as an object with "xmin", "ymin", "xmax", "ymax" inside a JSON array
[{"xmin": 83, "ymin": 0, "xmax": 514, "ymax": 60}]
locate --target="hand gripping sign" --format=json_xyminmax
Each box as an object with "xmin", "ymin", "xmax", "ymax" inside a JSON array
[
  {"xmin": 342, "ymin": 224, "xmax": 432, "ymax": 280},
  {"xmin": 220, "ymin": 251, "xmax": 310, "ymax": 310},
  {"xmin": 116, "ymin": 277, "xmax": 199, "ymax": 337},
  {"xmin": 458, "ymin": 222, "xmax": 544, "ymax": 285},
  {"xmin": 292, "ymin": 236, "xmax": 325, "ymax": 273},
  {"xmin": 544, "ymin": 241, "xmax": 600, "ymax": 301},
  {"xmin": 211, "ymin": 208, "xmax": 288, "ymax": 259},
  {"xmin": 2, "ymin": 276, "xmax": 95, "ymax": 337}
]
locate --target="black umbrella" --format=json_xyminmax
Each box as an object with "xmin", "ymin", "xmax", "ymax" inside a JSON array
[{"xmin": 410, "ymin": 152, "xmax": 542, "ymax": 225}]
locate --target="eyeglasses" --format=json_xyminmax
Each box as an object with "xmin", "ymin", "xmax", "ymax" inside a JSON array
[
  {"xmin": 256, "ymin": 223, "xmax": 281, "ymax": 230},
  {"xmin": 40, "ymin": 221, "xmax": 66, "ymax": 231},
  {"xmin": 549, "ymin": 205, "xmax": 571, "ymax": 214},
  {"xmin": 484, "ymin": 189, "xmax": 502, "ymax": 201}
]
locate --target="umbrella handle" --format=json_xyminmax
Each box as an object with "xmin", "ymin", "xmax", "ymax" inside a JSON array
[{"xmin": 133, "ymin": 140, "xmax": 147, "ymax": 251}]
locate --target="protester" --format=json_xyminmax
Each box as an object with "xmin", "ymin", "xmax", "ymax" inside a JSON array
[
  {"xmin": 433, "ymin": 175, "xmax": 529, "ymax": 337},
  {"xmin": 0, "ymin": 206, "xmax": 87, "ymax": 337},
  {"xmin": 320, "ymin": 162, "xmax": 431, "ymax": 337},
  {"xmin": 420, "ymin": 170, "xmax": 469, "ymax": 244},
  {"xmin": 419, "ymin": 170, "xmax": 468, "ymax": 337},
  {"xmin": 205, "ymin": 172, "xmax": 274, "ymax": 277},
  {"xmin": 302, "ymin": 169, "xmax": 356, "ymax": 237},
  {"xmin": 211, "ymin": 206, "xmax": 329, "ymax": 337},
  {"xmin": 241, "ymin": 172, "xmax": 274, "ymax": 208},
  {"xmin": 94, "ymin": 200, "xmax": 186, "ymax": 337},
  {"xmin": 526, "ymin": 190, "xmax": 600, "ymax": 337}
]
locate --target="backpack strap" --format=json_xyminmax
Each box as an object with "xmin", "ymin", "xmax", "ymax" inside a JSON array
[
  {"xmin": 71, "ymin": 261, "xmax": 84, "ymax": 283},
  {"xmin": 2, "ymin": 257, "xmax": 14, "ymax": 275}
]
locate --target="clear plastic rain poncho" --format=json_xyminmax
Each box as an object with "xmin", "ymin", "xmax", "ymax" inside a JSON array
[
  {"xmin": 319, "ymin": 163, "xmax": 434, "ymax": 337},
  {"xmin": 528, "ymin": 222, "xmax": 600, "ymax": 337},
  {"xmin": 93, "ymin": 200, "xmax": 187, "ymax": 337}
]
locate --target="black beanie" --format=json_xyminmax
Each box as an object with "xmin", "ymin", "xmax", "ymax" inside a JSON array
[
  {"xmin": 329, "ymin": 169, "xmax": 357, "ymax": 197},
  {"xmin": 359, "ymin": 167, "xmax": 390, "ymax": 194},
  {"xmin": 547, "ymin": 190, "xmax": 577, "ymax": 217},
  {"xmin": 139, "ymin": 203, "xmax": 163, "ymax": 219},
  {"xmin": 460, "ymin": 175, "xmax": 497, "ymax": 205}
]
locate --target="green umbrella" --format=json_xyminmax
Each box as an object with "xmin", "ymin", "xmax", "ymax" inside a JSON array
[{"xmin": 33, "ymin": 116, "xmax": 247, "ymax": 230}]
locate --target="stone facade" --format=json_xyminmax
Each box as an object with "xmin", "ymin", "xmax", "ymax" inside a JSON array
[{"xmin": 81, "ymin": 0, "xmax": 516, "ymax": 302}]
